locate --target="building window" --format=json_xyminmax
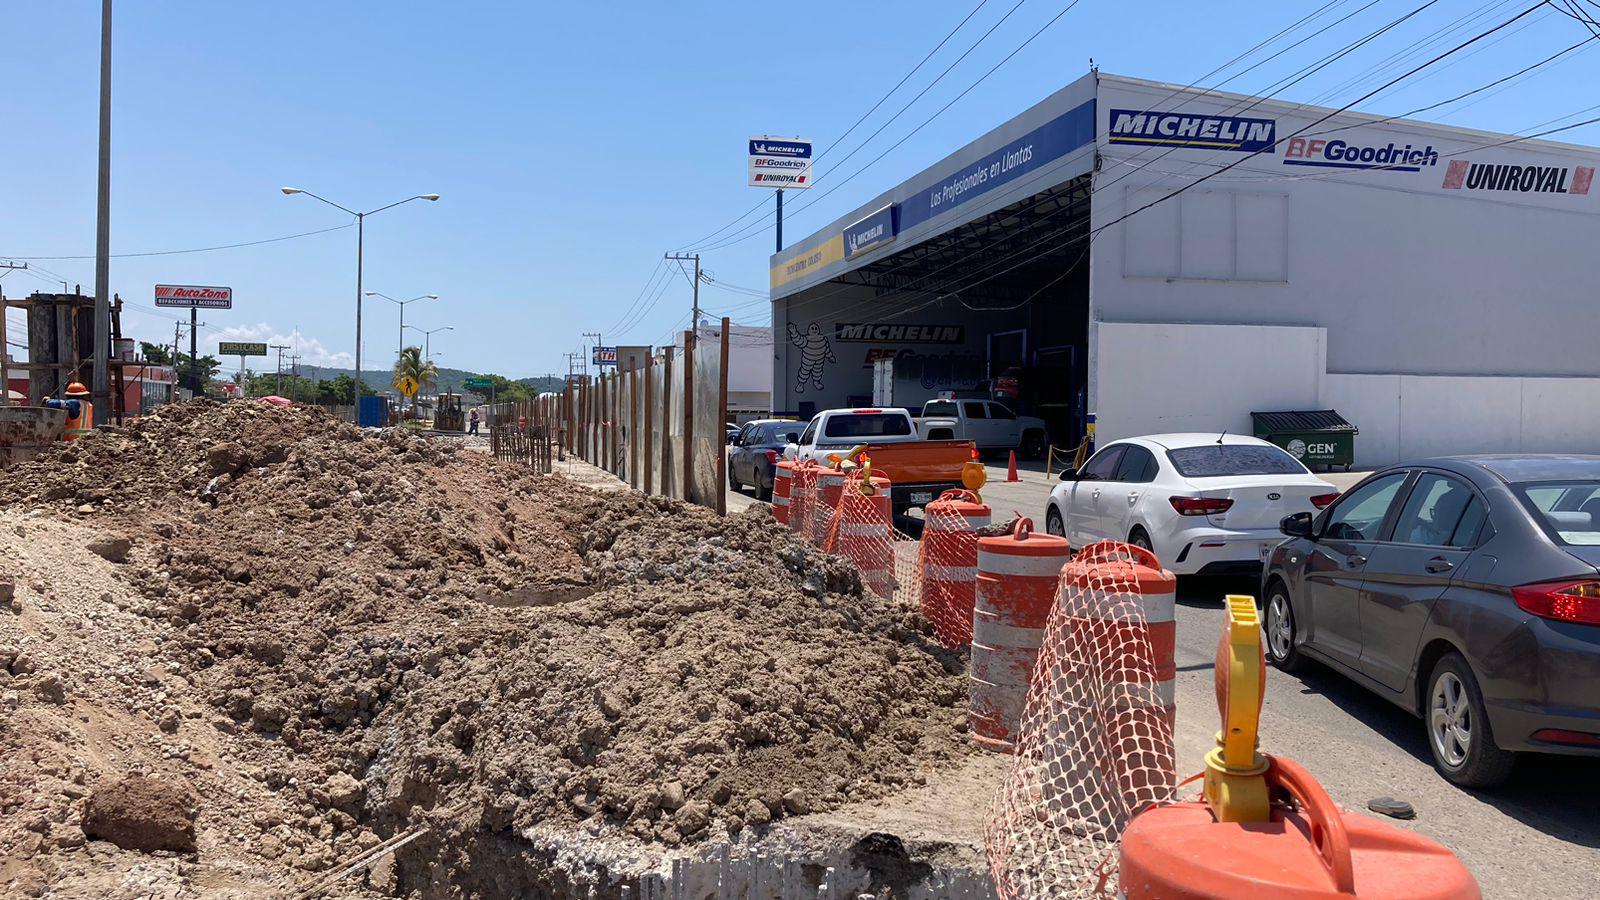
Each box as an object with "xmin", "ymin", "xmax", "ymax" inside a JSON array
[{"xmin": 1122, "ymin": 187, "xmax": 1288, "ymax": 283}]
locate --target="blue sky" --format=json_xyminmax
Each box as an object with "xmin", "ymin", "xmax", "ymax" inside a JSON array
[{"xmin": 4, "ymin": 0, "xmax": 1597, "ymax": 379}]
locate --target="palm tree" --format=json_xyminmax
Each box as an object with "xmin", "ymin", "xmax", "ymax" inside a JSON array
[{"xmin": 392, "ymin": 346, "xmax": 438, "ymax": 417}]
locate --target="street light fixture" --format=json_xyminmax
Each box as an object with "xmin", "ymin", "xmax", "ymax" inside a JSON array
[
  {"xmin": 365, "ymin": 291, "xmax": 439, "ymax": 361},
  {"xmin": 403, "ymin": 323, "xmax": 454, "ymax": 361},
  {"xmin": 280, "ymin": 187, "xmax": 438, "ymax": 415}
]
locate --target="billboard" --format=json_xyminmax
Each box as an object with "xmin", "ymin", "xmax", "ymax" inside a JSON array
[
  {"xmin": 218, "ymin": 341, "xmax": 267, "ymax": 356},
  {"xmin": 592, "ymin": 346, "xmax": 618, "ymax": 366},
  {"xmin": 155, "ymin": 284, "xmax": 233, "ymax": 309},
  {"xmin": 748, "ymin": 137, "xmax": 813, "ymax": 190}
]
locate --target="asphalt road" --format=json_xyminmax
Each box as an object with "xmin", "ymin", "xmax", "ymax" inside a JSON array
[{"xmin": 727, "ymin": 457, "xmax": 1600, "ymax": 895}]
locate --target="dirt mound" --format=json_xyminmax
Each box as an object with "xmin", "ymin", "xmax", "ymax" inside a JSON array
[
  {"xmin": 82, "ymin": 775, "xmax": 198, "ymax": 852},
  {"xmin": 1, "ymin": 401, "xmax": 973, "ymax": 895}
]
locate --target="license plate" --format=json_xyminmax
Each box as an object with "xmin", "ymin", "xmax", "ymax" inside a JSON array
[{"xmin": 909, "ymin": 491, "xmax": 933, "ymax": 503}]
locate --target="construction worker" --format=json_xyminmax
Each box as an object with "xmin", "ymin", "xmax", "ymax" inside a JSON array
[
  {"xmin": 44, "ymin": 382, "xmax": 94, "ymax": 442},
  {"xmin": 468, "ymin": 408, "xmax": 480, "ymax": 436}
]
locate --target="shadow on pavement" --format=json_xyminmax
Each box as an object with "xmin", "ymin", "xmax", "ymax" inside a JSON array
[{"xmin": 1289, "ymin": 655, "xmax": 1600, "ymax": 849}]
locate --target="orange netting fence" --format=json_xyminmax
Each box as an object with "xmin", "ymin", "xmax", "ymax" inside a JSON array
[{"xmin": 983, "ymin": 542, "xmax": 1177, "ymax": 899}]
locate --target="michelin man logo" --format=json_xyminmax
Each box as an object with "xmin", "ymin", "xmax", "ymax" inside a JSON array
[{"xmin": 787, "ymin": 322, "xmax": 836, "ymax": 394}]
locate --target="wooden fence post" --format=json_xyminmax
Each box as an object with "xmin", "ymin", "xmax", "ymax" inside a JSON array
[
  {"xmin": 717, "ymin": 318, "xmax": 730, "ymax": 517},
  {"xmin": 643, "ymin": 356, "xmax": 654, "ymax": 495},
  {"xmin": 682, "ymin": 330, "xmax": 694, "ymax": 505}
]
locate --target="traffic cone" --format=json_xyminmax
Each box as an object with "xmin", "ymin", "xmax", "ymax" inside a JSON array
[{"xmin": 1006, "ymin": 450, "xmax": 1020, "ymax": 483}]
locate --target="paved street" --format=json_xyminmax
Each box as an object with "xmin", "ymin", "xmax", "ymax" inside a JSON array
[{"xmin": 727, "ymin": 456, "xmax": 1600, "ymax": 895}]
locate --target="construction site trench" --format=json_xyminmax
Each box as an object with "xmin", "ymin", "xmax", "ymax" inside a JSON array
[{"xmin": 0, "ymin": 401, "xmax": 998, "ymax": 898}]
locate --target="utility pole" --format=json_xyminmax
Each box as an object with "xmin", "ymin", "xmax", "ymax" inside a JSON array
[
  {"xmin": 271, "ymin": 343, "xmax": 289, "ymax": 396},
  {"xmin": 663, "ymin": 252, "xmax": 703, "ymax": 347},
  {"xmin": 582, "ymin": 331, "xmax": 602, "ymax": 373},
  {"xmin": 92, "ymin": 0, "xmax": 112, "ymax": 416},
  {"xmin": 188, "ymin": 308, "xmax": 199, "ymax": 395},
  {"xmin": 288, "ymin": 353, "xmax": 303, "ymax": 403}
]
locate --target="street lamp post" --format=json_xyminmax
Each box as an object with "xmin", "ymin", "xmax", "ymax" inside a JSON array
[
  {"xmin": 366, "ymin": 291, "xmax": 439, "ymax": 361},
  {"xmin": 280, "ymin": 188, "xmax": 438, "ymax": 420},
  {"xmin": 404, "ymin": 323, "xmax": 454, "ymax": 362}
]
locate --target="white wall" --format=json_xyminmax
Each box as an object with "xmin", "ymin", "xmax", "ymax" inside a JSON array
[
  {"xmin": 1098, "ymin": 322, "xmax": 1600, "ymax": 466},
  {"xmin": 1095, "ymin": 322, "xmax": 1325, "ymax": 442}
]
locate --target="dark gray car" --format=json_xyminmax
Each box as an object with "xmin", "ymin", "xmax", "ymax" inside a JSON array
[
  {"xmin": 1264, "ymin": 455, "xmax": 1600, "ymax": 787},
  {"xmin": 727, "ymin": 420, "xmax": 801, "ymax": 501}
]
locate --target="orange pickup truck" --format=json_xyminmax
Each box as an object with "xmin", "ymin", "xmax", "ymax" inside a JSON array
[{"xmin": 784, "ymin": 408, "xmax": 975, "ymax": 512}]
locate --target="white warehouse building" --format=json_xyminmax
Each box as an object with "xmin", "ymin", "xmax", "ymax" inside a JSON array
[{"xmin": 769, "ymin": 71, "xmax": 1600, "ymax": 466}]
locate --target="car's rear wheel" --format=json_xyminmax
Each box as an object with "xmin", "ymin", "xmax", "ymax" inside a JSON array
[
  {"xmin": 1021, "ymin": 430, "xmax": 1046, "ymax": 460},
  {"xmin": 1426, "ymin": 653, "xmax": 1516, "ymax": 788},
  {"xmin": 756, "ymin": 473, "xmax": 773, "ymax": 502},
  {"xmin": 1263, "ymin": 582, "xmax": 1303, "ymax": 672},
  {"xmin": 1128, "ymin": 527, "xmax": 1153, "ymax": 554},
  {"xmin": 728, "ymin": 465, "xmax": 741, "ymax": 492},
  {"xmin": 1045, "ymin": 506, "xmax": 1066, "ymax": 537}
]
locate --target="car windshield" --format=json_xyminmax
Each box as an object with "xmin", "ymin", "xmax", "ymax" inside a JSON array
[
  {"xmin": 823, "ymin": 413, "xmax": 912, "ymax": 439},
  {"xmin": 1513, "ymin": 481, "xmax": 1600, "ymax": 545},
  {"xmin": 755, "ymin": 424, "xmax": 792, "ymax": 443},
  {"xmin": 923, "ymin": 401, "xmax": 957, "ymax": 416},
  {"xmin": 1166, "ymin": 444, "xmax": 1307, "ymax": 477}
]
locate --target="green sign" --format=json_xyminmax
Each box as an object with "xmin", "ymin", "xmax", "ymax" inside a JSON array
[
  {"xmin": 463, "ymin": 377, "xmax": 494, "ymax": 390},
  {"xmin": 219, "ymin": 341, "xmax": 268, "ymax": 356}
]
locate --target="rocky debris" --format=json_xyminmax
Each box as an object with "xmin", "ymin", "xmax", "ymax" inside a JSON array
[
  {"xmin": 0, "ymin": 574, "xmax": 14, "ymax": 607},
  {"xmin": 0, "ymin": 400, "xmax": 975, "ymax": 894},
  {"xmin": 33, "ymin": 673, "xmax": 67, "ymax": 704},
  {"xmin": 82, "ymin": 775, "xmax": 198, "ymax": 852},
  {"xmin": 86, "ymin": 536, "xmax": 131, "ymax": 564}
]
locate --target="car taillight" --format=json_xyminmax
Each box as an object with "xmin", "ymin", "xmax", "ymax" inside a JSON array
[
  {"xmin": 765, "ymin": 450, "xmax": 778, "ymax": 464},
  {"xmin": 1169, "ymin": 496, "xmax": 1234, "ymax": 516},
  {"xmin": 1512, "ymin": 580, "xmax": 1600, "ymax": 626},
  {"xmin": 1310, "ymin": 492, "xmax": 1340, "ymax": 510},
  {"xmin": 1530, "ymin": 728, "xmax": 1600, "ymax": 747}
]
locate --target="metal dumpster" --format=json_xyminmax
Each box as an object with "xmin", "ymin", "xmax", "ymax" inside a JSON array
[
  {"xmin": 0, "ymin": 407, "xmax": 68, "ymax": 468},
  {"xmin": 1250, "ymin": 409, "xmax": 1358, "ymax": 472}
]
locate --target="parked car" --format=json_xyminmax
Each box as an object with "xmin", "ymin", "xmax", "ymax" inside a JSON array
[
  {"xmin": 1045, "ymin": 434, "xmax": 1338, "ymax": 575},
  {"xmin": 917, "ymin": 398, "xmax": 1049, "ymax": 458},
  {"xmin": 1264, "ymin": 455, "xmax": 1600, "ymax": 787},
  {"xmin": 727, "ymin": 419, "xmax": 801, "ymax": 501},
  {"xmin": 784, "ymin": 408, "xmax": 974, "ymax": 513}
]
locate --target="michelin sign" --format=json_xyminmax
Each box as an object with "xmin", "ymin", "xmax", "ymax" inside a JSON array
[
  {"xmin": 749, "ymin": 137, "xmax": 813, "ymax": 189},
  {"xmin": 1108, "ymin": 108, "xmax": 1276, "ymax": 153}
]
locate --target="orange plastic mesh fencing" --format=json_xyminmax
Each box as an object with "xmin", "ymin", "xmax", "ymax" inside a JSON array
[
  {"xmin": 917, "ymin": 498, "xmax": 984, "ymax": 648},
  {"xmin": 984, "ymin": 543, "xmax": 1177, "ymax": 899}
]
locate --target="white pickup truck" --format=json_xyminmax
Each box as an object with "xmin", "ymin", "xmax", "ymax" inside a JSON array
[
  {"xmin": 783, "ymin": 408, "xmax": 975, "ymax": 513},
  {"xmin": 916, "ymin": 398, "xmax": 1049, "ymax": 458}
]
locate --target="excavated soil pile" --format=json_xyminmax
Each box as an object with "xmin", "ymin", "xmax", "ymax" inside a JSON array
[{"xmin": 0, "ymin": 401, "xmax": 971, "ymax": 896}]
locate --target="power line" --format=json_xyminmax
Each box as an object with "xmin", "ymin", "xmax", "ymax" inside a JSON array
[{"xmin": 6, "ymin": 222, "xmax": 354, "ymax": 260}]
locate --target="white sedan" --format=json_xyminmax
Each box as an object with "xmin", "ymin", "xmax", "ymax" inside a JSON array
[{"xmin": 1044, "ymin": 433, "xmax": 1339, "ymax": 576}]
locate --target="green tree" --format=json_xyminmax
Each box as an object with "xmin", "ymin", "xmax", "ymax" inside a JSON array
[
  {"xmin": 140, "ymin": 342, "xmax": 172, "ymax": 365},
  {"xmin": 462, "ymin": 372, "xmax": 531, "ymax": 405},
  {"xmin": 317, "ymin": 374, "xmax": 356, "ymax": 406},
  {"xmin": 392, "ymin": 347, "xmax": 438, "ymax": 400}
]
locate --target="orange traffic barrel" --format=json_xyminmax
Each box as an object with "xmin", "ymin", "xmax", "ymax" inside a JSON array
[
  {"xmin": 813, "ymin": 469, "xmax": 847, "ymax": 547},
  {"xmin": 772, "ymin": 460, "xmax": 795, "ymax": 526},
  {"xmin": 835, "ymin": 474, "xmax": 895, "ymax": 597},
  {"xmin": 1067, "ymin": 541, "xmax": 1177, "ymax": 727},
  {"xmin": 1120, "ymin": 755, "xmax": 1480, "ymax": 899},
  {"xmin": 789, "ymin": 463, "xmax": 818, "ymax": 537},
  {"xmin": 971, "ymin": 518, "xmax": 1071, "ymax": 752},
  {"xmin": 921, "ymin": 489, "xmax": 993, "ymax": 649}
]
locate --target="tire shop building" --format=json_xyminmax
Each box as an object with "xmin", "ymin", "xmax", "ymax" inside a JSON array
[{"xmin": 770, "ymin": 71, "xmax": 1600, "ymax": 465}]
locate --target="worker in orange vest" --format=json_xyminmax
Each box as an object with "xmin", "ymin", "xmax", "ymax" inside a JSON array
[{"xmin": 45, "ymin": 382, "xmax": 94, "ymax": 442}]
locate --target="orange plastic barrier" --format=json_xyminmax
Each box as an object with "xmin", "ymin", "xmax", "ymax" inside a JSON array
[
  {"xmin": 788, "ymin": 463, "xmax": 818, "ymax": 537},
  {"xmin": 921, "ymin": 489, "xmax": 993, "ymax": 649},
  {"xmin": 1119, "ymin": 755, "xmax": 1480, "ymax": 899},
  {"xmin": 772, "ymin": 461, "xmax": 795, "ymax": 526},
  {"xmin": 1068, "ymin": 541, "xmax": 1177, "ymax": 727},
  {"xmin": 971, "ymin": 518, "xmax": 1071, "ymax": 752},
  {"xmin": 813, "ymin": 469, "xmax": 847, "ymax": 547},
  {"xmin": 831, "ymin": 473, "xmax": 895, "ymax": 598}
]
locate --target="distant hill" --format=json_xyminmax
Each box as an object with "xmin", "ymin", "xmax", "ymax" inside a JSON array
[{"xmin": 291, "ymin": 365, "xmax": 564, "ymax": 396}]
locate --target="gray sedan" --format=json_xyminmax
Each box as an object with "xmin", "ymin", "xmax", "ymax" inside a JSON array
[{"xmin": 1264, "ymin": 455, "xmax": 1600, "ymax": 787}]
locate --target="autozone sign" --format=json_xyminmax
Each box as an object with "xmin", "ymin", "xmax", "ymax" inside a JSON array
[{"xmin": 155, "ymin": 284, "xmax": 233, "ymax": 309}]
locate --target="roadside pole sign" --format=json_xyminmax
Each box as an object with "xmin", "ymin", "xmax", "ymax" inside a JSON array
[
  {"xmin": 218, "ymin": 341, "xmax": 267, "ymax": 357},
  {"xmin": 592, "ymin": 346, "xmax": 618, "ymax": 367},
  {"xmin": 397, "ymin": 375, "xmax": 420, "ymax": 397},
  {"xmin": 463, "ymin": 376, "xmax": 494, "ymax": 390},
  {"xmin": 748, "ymin": 137, "xmax": 813, "ymax": 190},
  {"xmin": 155, "ymin": 284, "xmax": 233, "ymax": 309}
]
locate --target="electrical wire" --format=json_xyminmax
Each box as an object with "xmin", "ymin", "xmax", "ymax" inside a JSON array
[{"xmin": 6, "ymin": 222, "xmax": 354, "ymax": 261}]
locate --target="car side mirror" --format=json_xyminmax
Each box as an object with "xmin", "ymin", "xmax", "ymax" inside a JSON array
[
  {"xmin": 783, "ymin": 442, "xmax": 799, "ymax": 460},
  {"xmin": 784, "ymin": 432, "xmax": 799, "ymax": 444},
  {"xmin": 1281, "ymin": 511, "xmax": 1315, "ymax": 539},
  {"xmin": 1058, "ymin": 468, "xmax": 1078, "ymax": 482}
]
